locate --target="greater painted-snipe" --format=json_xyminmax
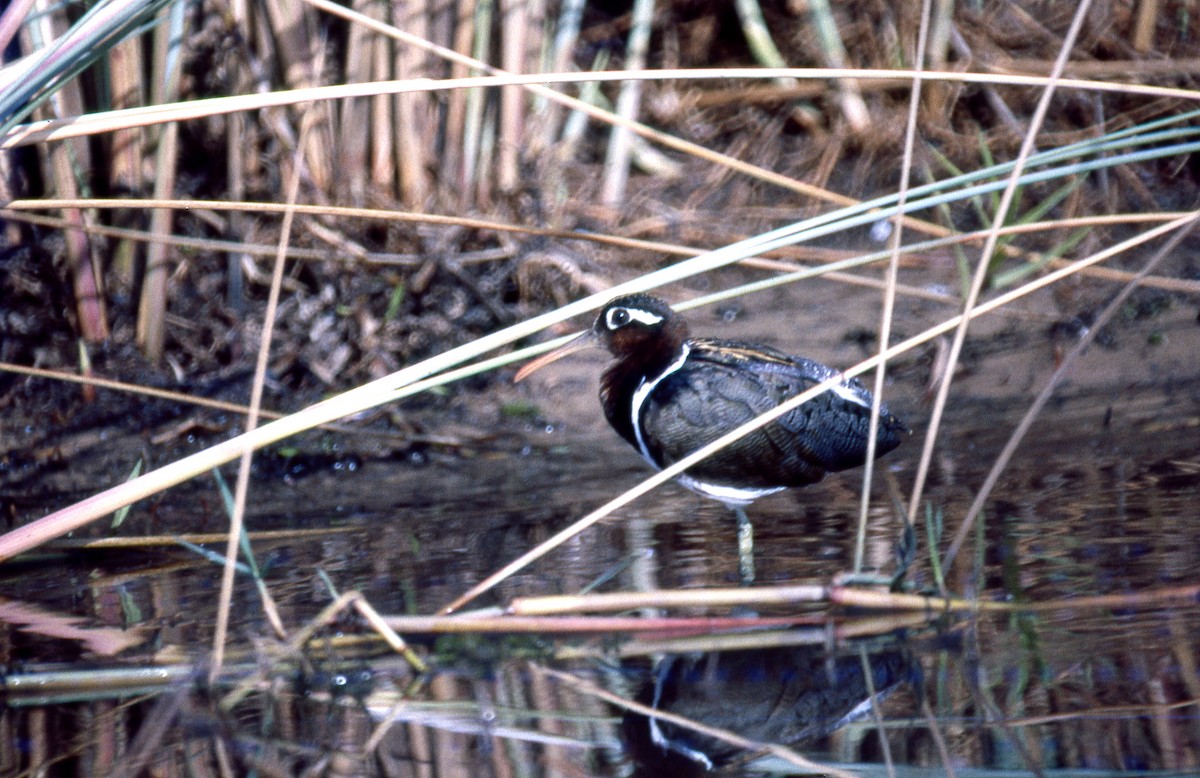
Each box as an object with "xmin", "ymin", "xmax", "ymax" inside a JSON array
[{"xmin": 516, "ymin": 293, "xmax": 908, "ymax": 583}]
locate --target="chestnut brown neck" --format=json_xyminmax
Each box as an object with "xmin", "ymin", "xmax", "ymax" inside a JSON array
[{"xmin": 597, "ymin": 317, "xmax": 689, "ymax": 448}]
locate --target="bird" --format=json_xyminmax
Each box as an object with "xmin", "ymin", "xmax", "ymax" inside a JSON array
[{"xmin": 515, "ymin": 293, "xmax": 909, "ymax": 583}]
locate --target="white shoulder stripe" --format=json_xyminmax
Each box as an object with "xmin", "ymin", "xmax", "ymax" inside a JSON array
[
  {"xmin": 830, "ymin": 382, "xmax": 870, "ymax": 408},
  {"xmin": 630, "ymin": 343, "xmax": 690, "ymax": 465}
]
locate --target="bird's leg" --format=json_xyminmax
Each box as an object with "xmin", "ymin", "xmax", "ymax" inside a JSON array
[{"xmin": 733, "ymin": 506, "xmax": 755, "ymax": 585}]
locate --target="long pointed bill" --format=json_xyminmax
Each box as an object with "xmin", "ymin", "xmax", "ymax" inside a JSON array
[{"xmin": 513, "ymin": 331, "xmax": 597, "ymax": 382}]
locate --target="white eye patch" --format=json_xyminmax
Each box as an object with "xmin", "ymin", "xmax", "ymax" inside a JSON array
[{"xmin": 605, "ymin": 306, "xmax": 663, "ymax": 330}]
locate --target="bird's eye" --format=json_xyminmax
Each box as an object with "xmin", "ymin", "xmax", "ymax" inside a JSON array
[{"xmin": 606, "ymin": 307, "xmax": 631, "ymax": 329}]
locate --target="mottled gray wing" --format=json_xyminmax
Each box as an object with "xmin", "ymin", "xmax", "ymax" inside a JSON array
[{"xmin": 639, "ymin": 339, "xmax": 902, "ymax": 489}]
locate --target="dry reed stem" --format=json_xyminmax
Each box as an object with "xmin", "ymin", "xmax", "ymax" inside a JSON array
[
  {"xmin": 508, "ymin": 580, "xmax": 1200, "ymax": 618},
  {"xmin": 979, "ymin": 697, "xmax": 1200, "ymax": 732},
  {"xmin": 600, "ymin": 0, "xmax": 653, "ymax": 207},
  {"xmin": 381, "ymin": 613, "xmax": 805, "ymax": 633},
  {"xmin": 261, "ymin": 0, "xmax": 331, "ymax": 190},
  {"xmin": 368, "ymin": 1, "xmax": 393, "ymax": 191},
  {"xmin": 351, "ymin": 595, "xmax": 428, "ymax": 670},
  {"xmin": 584, "ymin": 613, "xmax": 933, "ymax": 660},
  {"xmin": 855, "ymin": 0, "xmax": 932, "ymax": 574},
  {"xmin": 541, "ymin": 0, "xmax": 583, "ymax": 152},
  {"xmin": 442, "ymin": 0, "xmax": 472, "ymax": 198},
  {"xmin": 497, "ymin": 0, "xmax": 528, "ymax": 194},
  {"xmin": 395, "ymin": 0, "xmax": 431, "ymax": 205},
  {"xmin": 339, "ymin": 0, "xmax": 377, "ymax": 202},
  {"xmin": 806, "ymin": 0, "xmax": 870, "ymax": 132},
  {"xmin": 110, "ymin": 691, "xmax": 184, "ymax": 778},
  {"xmin": 44, "ymin": 527, "xmax": 350, "ymax": 549},
  {"xmin": 921, "ymin": 698, "xmax": 959, "ymax": 778},
  {"xmin": 23, "ymin": 1, "xmax": 107, "ymax": 343},
  {"xmin": 1132, "ymin": 0, "xmax": 1159, "ymax": 53},
  {"xmin": 0, "ymin": 0, "xmax": 36, "ymax": 55},
  {"xmin": 224, "ymin": 1, "xmax": 255, "ymax": 314},
  {"xmin": 461, "ymin": 0, "xmax": 492, "ymax": 199},
  {"xmin": 857, "ymin": 648, "xmax": 897, "ymax": 775},
  {"xmin": 8, "ymin": 67, "xmax": 1200, "ymax": 151},
  {"xmin": 0, "ymin": 154, "xmax": 18, "ymax": 244},
  {"xmin": 136, "ymin": 6, "xmax": 185, "ymax": 360},
  {"xmin": 0, "ymin": 360, "xmax": 423, "ymax": 429},
  {"xmin": 733, "ymin": 0, "xmax": 821, "ymax": 130},
  {"xmin": 691, "ymin": 77, "xmax": 915, "ymax": 108},
  {"xmin": 509, "ymin": 586, "xmax": 827, "ymax": 615},
  {"xmin": 1000, "ymin": 57, "xmax": 1200, "ymax": 77},
  {"xmin": 105, "ymin": 33, "xmax": 143, "ymax": 286}
]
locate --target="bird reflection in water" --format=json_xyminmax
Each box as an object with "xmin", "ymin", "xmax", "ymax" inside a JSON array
[{"xmin": 622, "ymin": 642, "xmax": 915, "ymax": 775}]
